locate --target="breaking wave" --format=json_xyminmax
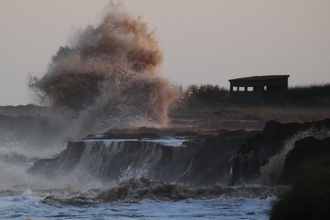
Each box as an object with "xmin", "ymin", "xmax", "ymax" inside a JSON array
[
  {"xmin": 29, "ymin": 3, "xmax": 178, "ymax": 135},
  {"xmin": 41, "ymin": 177, "xmax": 286, "ymax": 205}
]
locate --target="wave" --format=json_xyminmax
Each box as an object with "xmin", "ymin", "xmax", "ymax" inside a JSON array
[
  {"xmin": 28, "ymin": 3, "xmax": 178, "ymax": 136},
  {"xmin": 41, "ymin": 177, "xmax": 287, "ymax": 205}
]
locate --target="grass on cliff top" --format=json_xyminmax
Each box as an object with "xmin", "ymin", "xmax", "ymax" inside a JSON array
[
  {"xmin": 170, "ymin": 83, "xmax": 330, "ymax": 124},
  {"xmin": 170, "ymin": 105, "xmax": 330, "ymax": 124},
  {"xmin": 269, "ymin": 158, "xmax": 330, "ymax": 220}
]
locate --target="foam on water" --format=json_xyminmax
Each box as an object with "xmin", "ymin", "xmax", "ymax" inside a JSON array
[
  {"xmin": 83, "ymin": 137, "xmax": 186, "ymax": 147},
  {"xmin": 141, "ymin": 137, "xmax": 186, "ymax": 147}
]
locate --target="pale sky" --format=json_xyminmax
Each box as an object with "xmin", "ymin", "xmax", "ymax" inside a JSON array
[{"xmin": 0, "ymin": 0, "xmax": 330, "ymax": 106}]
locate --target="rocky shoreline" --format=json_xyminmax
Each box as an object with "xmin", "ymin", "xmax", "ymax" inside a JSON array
[
  {"xmin": 1, "ymin": 105, "xmax": 330, "ymax": 188},
  {"xmin": 230, "ymin": 119, "xmax": 330, "ymax": 185}
]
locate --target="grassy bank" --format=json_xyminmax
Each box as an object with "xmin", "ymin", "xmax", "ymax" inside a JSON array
[
  {"xmin": 170, "ymin": 83, "xmax": 330, "ymax": 123},
  {"xmin": 170, "ymin": 105, "xmax": 330, "ymax": 124}
]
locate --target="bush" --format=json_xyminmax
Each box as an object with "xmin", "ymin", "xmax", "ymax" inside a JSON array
[
  {"xmin": 287, "ymin": 84, "xmax": 330, "ymax": 107},
  {"xmin": 270, "ymin": 158, "xmax": 330, "ymax": 220},
  {"xmin": 182, "ymin": 84, "xmax": 229, "ymax": 107}
]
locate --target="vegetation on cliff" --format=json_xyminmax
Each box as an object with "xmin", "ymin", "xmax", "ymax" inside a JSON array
[{"xmin": 170, "ymin": 83, "xmax": 330, "ymax": 123}]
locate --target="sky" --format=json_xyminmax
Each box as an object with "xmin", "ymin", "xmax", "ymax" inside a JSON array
[{"xmin": 0, "ymin": 0, "xmax": 330, "ymax": 106}]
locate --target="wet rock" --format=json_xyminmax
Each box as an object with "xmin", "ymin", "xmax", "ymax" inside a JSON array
[
  {"xmin": 29, "ymin": 129, "xmax": 256, "ymax": 186},
  {"xmin": 229, "ymin": 119, "xmax": 330, "ymax": 185},
  {"xmin": 179, "ymin": 135, "xmax": 250, "ymax": 186}
]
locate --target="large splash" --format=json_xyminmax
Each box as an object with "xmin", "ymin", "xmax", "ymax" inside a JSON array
[{"xmin": 29, "ymin": 3, "xmax": 178, "ymax": 134}]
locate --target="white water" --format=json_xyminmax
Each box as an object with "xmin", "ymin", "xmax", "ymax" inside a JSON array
[
  {"xmin": 0, "ymin": 195, "xmax": 272, "ymax": 219},
  {"xmin": 83, "ymin": 137, "xmax": 187, "ymax": 147}
]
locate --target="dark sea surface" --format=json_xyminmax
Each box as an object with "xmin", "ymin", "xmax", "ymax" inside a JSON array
[{"xmin": 0, "ymin": 194, "xmax": 273, "ymax": 219}]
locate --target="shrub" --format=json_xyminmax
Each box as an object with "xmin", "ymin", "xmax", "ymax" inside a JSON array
[
  {"xmin": 182, "ymin": 84, "xmax": 229, "ymax": 107},
  {"xmin": 287, "ymin": 84, "xmax": 330, "ymax": 107}
]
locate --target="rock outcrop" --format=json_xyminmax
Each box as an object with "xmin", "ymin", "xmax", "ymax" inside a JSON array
[
  {"xmin": 281, "ymin": 136, "xmax": 330, "ymax": 184},
  {"xmin": 229, "ymin": 119, "xmax": 330, "ymax": 185},
  {"xmin": 29, "ymin": 129, "xmax": 256, "ymax": 186}
]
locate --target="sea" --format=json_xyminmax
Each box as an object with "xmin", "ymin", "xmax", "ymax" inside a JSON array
[
  {"xmin": 0, "ymin": 194, "xmax": 273, "ymax": 219},
  {"xmin": 0, "ymin": 137, "xmax": 276, "ymax": 220}
]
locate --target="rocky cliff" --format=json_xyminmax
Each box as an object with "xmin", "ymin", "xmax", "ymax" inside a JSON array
[
  {"xmin": 29, "ymin": 129, "xmax": 256, "ymax": 186},
  {"xmin": 229, "ymin": 119, "xmax": 330, "ymax": 185}
]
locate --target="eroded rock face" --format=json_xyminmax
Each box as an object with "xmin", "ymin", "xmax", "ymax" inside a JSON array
[
  {"xmin": 229, "ymin": 119, "xmax": 330, "ymax": 185},
  {"xmin": 180, "ymin": 134, "xmax": 249, "ymax": 186},
  {"xmin": 29, "ymin": 129, "xmax": 256, "ymax": 186}
]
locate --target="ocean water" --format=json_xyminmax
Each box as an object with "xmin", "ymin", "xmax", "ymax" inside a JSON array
[
  {"xmin": 0, "ymin": 138, "xmax": 276, "ymax": 220},
  {"xmin": 0, "ymin": 194, "xmax": 272, "ymax": 219}
]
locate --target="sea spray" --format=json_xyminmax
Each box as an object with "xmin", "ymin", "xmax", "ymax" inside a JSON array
[
  {"xmin": 119, "ymin": 163, "xmax": 153, "ymax": 182},
  {"xmin": 29, "ymin": 3, "xmax": 178, "ymax": 135}
]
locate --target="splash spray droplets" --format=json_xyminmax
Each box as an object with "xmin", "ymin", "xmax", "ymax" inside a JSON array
[{"xmin": 29, "ymin": 3, "xmax": 178, "ymax": 133}]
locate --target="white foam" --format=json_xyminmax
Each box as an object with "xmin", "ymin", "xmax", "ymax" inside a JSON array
[
  {"xmin": 82, "ymin": 137, "xmax": 186, "ymax": 147},
  {"xmin": 141, "ymin": 137, "xmax": 186, "ymax": 147}
]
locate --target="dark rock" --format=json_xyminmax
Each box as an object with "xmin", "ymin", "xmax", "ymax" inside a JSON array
[
  {"xmin": 281, "ymin": 136, "xmax": 330, "ymax": 184},
  {"xmin": 179, "ymin": 135, "xmax": 249, "ymax": 186},
  {"xmin": 87, "ymin": 132, "xmax": 161, "ymax": 140},
  {"xmin": 229, "ymin": 119, "xmax": 330, "ymax": 185},
  {"xmin": 29, "ymin": 129, "xmax": 256, "ymax": 186},
  {"xmin": 28, "ymin": 141, "xmax": 86, "ymax": 176}
]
